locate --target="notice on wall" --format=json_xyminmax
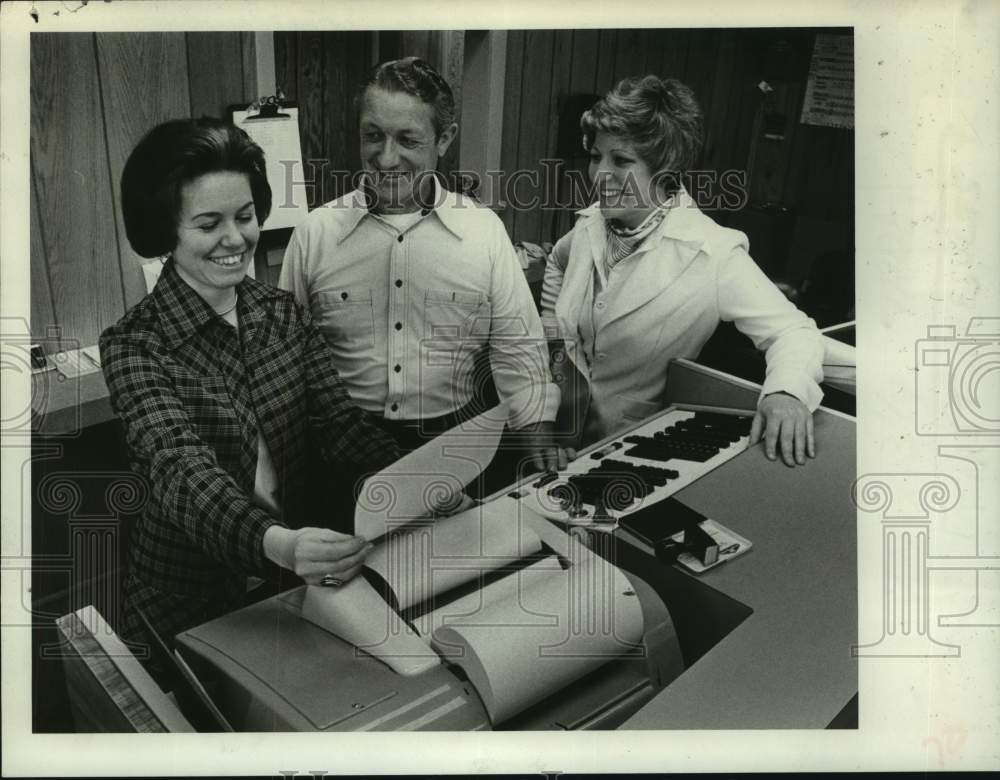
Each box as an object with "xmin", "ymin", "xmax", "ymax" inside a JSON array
[{"xmin": 801, "ymin": 34, "xmax": 854, "ymax": 129}]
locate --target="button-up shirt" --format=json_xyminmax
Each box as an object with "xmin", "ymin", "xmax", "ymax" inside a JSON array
[
  {"xmin": 279, "ymin": 182, "xmax": 559, "ymax": 431},
  {"xmin": 100, "ymin": 260, "xmax": 399, "ymax": 645}
]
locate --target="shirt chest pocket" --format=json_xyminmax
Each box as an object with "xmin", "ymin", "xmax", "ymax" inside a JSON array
[
  {"xmin": 423, "ymin": 289, "xmax": 491, "ymax": 343},
  {"xmin": 313, "ymin": 288, "xmax": 376, "ymax": 349}
]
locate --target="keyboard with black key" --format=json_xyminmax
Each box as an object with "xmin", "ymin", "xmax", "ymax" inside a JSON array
[{"xmin": 521, "ymin": 407, "xmax": 755, "ymax": 523}]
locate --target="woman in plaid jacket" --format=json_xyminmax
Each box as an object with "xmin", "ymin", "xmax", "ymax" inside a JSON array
[{"xmin": 100, "ymin": 118, "xmax": 402, "ymax": 677}]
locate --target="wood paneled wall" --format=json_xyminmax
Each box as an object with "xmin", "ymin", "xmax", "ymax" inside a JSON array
[
  {"xmin": 272, "ymin": 32, "xmax": 374, "ymax": 210},
  {"xmin": 377, "ymin": 31, "xmax": 465, "ymax": 177},
  {"xmin": 30, "ymin": 32, "xmax": 259, "ymax": 351},
  {"xmin": 272, "ymin": 30, "xmax": 468, "ymax": 201},
  {"xmin": 499, "ymin": 27, "xmax": 853, "ymax": 299},
  {"xmin": 30, "ymin": 29, "xmax": 853, "ymax": 349},
  {"xmin": 499, "ymin": 28, "xmax": 737, "ymax": 243}
]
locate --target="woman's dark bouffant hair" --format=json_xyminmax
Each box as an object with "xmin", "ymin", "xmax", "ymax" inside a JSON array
[
  {"xmin": 581, "ymin": 75, "xmax": 704, "ymax": 195},
  {"xmin": 356, "ymin": 56, "xmax": 456, "ymax": 138},
  {"xmin": 120, "ymin": 117, "xmax": 272, "ymax": 258}
]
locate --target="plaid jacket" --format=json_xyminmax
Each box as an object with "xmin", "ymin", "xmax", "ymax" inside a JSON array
[{"xmin": 100, "ymin": 260, "xmax": 400, "ymax": 647}]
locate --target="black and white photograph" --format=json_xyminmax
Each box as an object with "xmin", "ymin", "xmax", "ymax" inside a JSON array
[{"xmin": 1, "ymin": 0, "xmax": 997, "ymax": 775}]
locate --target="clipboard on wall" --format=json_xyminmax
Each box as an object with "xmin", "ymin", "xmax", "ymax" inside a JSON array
[{"xmin": 229, "ymin": 96, "xmax": 311, "ymax": 232}]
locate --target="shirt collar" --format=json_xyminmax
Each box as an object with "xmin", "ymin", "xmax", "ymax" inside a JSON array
[
  {"xmin": 577, "ymin": 185, "xmax": 707, "ymax": 248},
  {"xmin": 424, "ymin": 177, "xmax": 466, "ymax": 240},
  {"xmin": 656, "ymin": 186, "xmax": 709, "ymax": 245},
  {"xmin": 151, "ymin": 258, "xmax": 282, "ymax": 350},
  {"xmin": 339, "ymin": 173, "xmax": 465, "ymax": 242}
]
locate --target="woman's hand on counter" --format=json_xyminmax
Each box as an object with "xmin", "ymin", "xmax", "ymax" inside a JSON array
[
  {"xmin": 749, "ymin": 391, "xmax": 816, "ymax": 467},
  {"xmin": 263, "ymin": 525, "xmax": 374, "ymax": 586}
]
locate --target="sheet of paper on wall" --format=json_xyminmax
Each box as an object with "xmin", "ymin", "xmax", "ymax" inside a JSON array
[
  {"xmin": 141, "ymin": 256, "xmax": 255, "ymax": 294},
  {"xmin": 354, "ymin": 405, "xmax": 508, "ymax": 541},
  {"xmin": 232, "ymin": 107, "xmax": 311, "ymax": 231},
  {"xmin": 800, "ymin": 33, "xmax": 854, "ymax": 129}
]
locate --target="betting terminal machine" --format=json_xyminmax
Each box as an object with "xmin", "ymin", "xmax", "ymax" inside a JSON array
[{"xmin": 172, "ymin": 359, "xmax": 858, "ymax": 731}]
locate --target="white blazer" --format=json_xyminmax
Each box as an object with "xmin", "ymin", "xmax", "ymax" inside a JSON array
[{"xmin": 541, "ymin": 189, "xmax": 824, "ymax": 446}]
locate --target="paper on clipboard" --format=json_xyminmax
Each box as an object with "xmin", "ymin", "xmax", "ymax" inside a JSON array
[
  {"xmin": 354, "ymin": 405, "xmax": 508, "ymax": 541},
  {"xmin": 232, "ymin": 106, "xmax": 310, "ymax": 231}
]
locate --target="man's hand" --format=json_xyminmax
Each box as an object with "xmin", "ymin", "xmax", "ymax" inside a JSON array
[
  {"xmin": 518, "ymin": 421, "xmax": 574, "ymax": 473},
  {"xmin": 748, "ymin": 392, "xmax": 816, "ymax": 467},
  {"xmin": 263, "ymin": 526, "xmax": 374, "ymax": 586}
]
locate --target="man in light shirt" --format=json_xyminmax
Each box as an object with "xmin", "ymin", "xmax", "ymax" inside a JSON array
[{"xmin": 280, "ymin": 56, "xmax": 564, "ymax": 478}]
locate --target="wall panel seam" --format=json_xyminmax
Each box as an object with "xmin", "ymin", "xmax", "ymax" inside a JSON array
[
  {"xmin": 93, "ymin": 32, "xmax": 127, "ymax": 316},
  {"xmin": 31, "ymin": 161, "xmax": 58, "ymax": 333}
]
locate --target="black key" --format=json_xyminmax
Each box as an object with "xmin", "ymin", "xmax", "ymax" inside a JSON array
[
  {"xmin": 678, "ymin": 422, "xmax": 744, "ymax": 440},
  {"xmin": 659, "ymin": 428, "xmax": 735, "ymax": 445},
  {"xmin": 691, "ymin": 412, "xmax": 753, "ymax": 434},
  {"xmin": 532, "ymin": 471, "xmax": 560, "ymax": 489},
  {"xmin": 625, "ymin": 444, "xmax": 715, "ymax": 463}
]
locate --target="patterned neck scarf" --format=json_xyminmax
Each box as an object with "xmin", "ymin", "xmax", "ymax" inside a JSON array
[{"xmin": 604, "ymin": 208, "xmax": 667, "ymax": 273}]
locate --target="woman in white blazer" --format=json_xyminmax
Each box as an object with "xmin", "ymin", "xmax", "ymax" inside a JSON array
[{"xmin": 541, "ymin": 75, "xmax": 824, "ymax": 466}]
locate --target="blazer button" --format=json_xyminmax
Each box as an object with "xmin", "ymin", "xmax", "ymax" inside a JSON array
[
  {"xmin": 397, "ymin": 234, "xmax": 404, "ymax": 243},
  {"xmin": 394, "ymin": 322, "xmax": 402, "ymax": 331},
  {"xmin": 391, "ymin": 402, "xmax": 399, "ymax": 412}
]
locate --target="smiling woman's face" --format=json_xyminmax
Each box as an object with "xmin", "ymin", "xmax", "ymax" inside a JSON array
[
  {"xmin": 172, "ymin": 170, "xmax": 259, "ymax": 303},
  {"xmin": 588, "ymin": 131, "xmax": 663, "ymax": 227}
]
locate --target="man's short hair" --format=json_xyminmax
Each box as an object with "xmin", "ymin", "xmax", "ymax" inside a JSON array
[
  {"xmin": 581, "ymin": 75, "xmax": 704, "ymax": 195},
  {"xmin": 120, "ymin": 117, "xmax": 272, "ymax": 258},
  {"xmin": 357, "ymin": 56, "xmax": 456, "ymax": 138}
]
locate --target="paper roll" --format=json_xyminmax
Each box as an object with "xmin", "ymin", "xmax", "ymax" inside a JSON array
[
  {"xmin": 300, "ymin": 578, "xmax": 440, "ymax": 677},
  {"xmin": 365, "ymin": 496, "xmax": 544, "ymax": 611},
  {"xmin": 354, "ymin": 406, "xmax": 508, "ymax": 540},
  {"xmin": 428, "ymin": 555, "xmax": 645, "ymax": 724}
]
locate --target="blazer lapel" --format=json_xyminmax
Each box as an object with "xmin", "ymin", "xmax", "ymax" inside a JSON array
[
  {"xmin": 554, "ymin": 211, "xmax": 603, "ymax": 354},
  {"xmin": 600, "ymin": 189, "xmax": 713, "ymax": 329},
  {"xmin": 600, "ymin": 233, "xmax": 705, "ymax": 329}
]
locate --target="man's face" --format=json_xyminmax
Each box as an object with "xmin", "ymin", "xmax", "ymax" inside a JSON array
[{"xmin": 359, "ymin": 86, "xmax": 456, "ymax": 213}]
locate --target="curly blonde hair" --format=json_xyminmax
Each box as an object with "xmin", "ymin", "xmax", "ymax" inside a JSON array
[{"xmin": 581, "ymin": 75, "xmax": 704, "ymax": 195}]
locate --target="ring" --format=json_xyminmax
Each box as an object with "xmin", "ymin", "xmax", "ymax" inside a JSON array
[{"xmin": 320, "ymin": 574, "xmax": 344, "ymax": 587}]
